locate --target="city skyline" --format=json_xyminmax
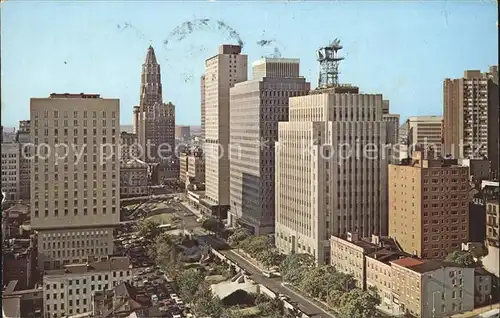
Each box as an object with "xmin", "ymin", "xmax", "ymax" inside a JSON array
[{"xmin": 1, "ymin": 1, "xmax": 497, "ymax": 127}]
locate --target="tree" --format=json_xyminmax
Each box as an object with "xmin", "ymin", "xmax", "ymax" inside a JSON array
[
  {"xmin": 202, "ymin": 217, "xmax": 224, "ymax": 234},
  {"xmin": 177, "ymin": 268, "xmax": 205, "ymax": 303},
  {"xmin": 137, "ymin": 219, "xmax": 161, "ymax": 242},
  {"xmin": 192, "ymin": 283, "xmax": 224, "ymax": 318},
  {"xmin": 445, "ymin": 250, "xmax": 478, "ymax": 268},
  {"xmin": 280, "ymin": 253, "xmax": 315, "ymax": 285},
  {"xmin": 228, "ymin": 227, "xmax": 251, "ymax": 247},
  {"xmin": 257, "ymin": 249, "xmax": 284, "ymax": 269},
  {"xmin": 335, "ymin": 288, "xmax": 381, "ymax": 318},
  {"xmin": 147, "ymin": 233, "xmax": 182, "ymax": 276}
]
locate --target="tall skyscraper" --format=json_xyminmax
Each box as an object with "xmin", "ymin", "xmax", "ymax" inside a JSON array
[
  {"xmin": 229, "ymin": 58, "xmax": 310, "ymax": 234},
  {"xmin": 200, "ymin": 75, "xmax": 206, "ymax": 141},
  {"xmin": 405, "ymin": 116, "xmax": 443, "ymax": 156},
  {"xmin": 275, "ymin": 85, "xmax": 388, "ymax": 264},
  {"xmin": 30, "ymin": 93, "xmax": 120, "ymax": 270},
  {"xmin": 200, "ymin": 45, "xmax": 248, "ymax": 218},
  {"xmin": 443, "ymin": 66, "xmax": 499, "ymax": 177},
  {"xmin": 389, "ymin": 151, "xmax": 469, "ymax": 259},
  {"xmin": 138, "ymin": 45, "xmax": 175, "ymax": 162}
]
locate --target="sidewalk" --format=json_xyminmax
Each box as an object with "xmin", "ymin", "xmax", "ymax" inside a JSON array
[{"xmin": 180, "ymin": 201, "xmax": 203, "ymax": 218}]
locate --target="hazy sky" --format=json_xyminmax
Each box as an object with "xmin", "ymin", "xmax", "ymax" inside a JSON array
[{"xmin": 1, "ymin": 0, "xmax": 497, "ymax": 127}]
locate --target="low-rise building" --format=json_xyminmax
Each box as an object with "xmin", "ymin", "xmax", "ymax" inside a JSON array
[
  {"xmin": 2, "ymin": 280, "xmax": 44, "ymax": 318},
  {"xmin": 390, "ymin": 258, "xmax": 475, "ymax": 318},
  {"xmin": 43, "ymin": 257, "xmax": 133, "ymax": 318},
  {"xmin": 330, "ymin": 232, "xmax": 404, "ymax": 289},
  {"xmin": 120, "ymin": 159, "xmax": 149, "ymax": 198},
  {"xmin": 92, "ymin": 282, "xmax": 151, "ymax": 318}
]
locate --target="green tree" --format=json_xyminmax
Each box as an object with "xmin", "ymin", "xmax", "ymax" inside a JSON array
[
  {"xmin": 445, "ymin": 250, "xmax": 478, "ymax": 267},
  {"xmin": 147, "ymin": 233, "xmax": 182, "ymax": 276},
  {"xmin": 257, "ymin": 249, "xmax": 283, "ymax": 269},
  {"xmin": 256, "ymin": 296, "xmax": 285, "ymax": 318},
  {"xmin": 192, "ymin": 283, "xmax": 224, "ymax": 318},
  {"xmin": 335, "ymin": 288, "xmax": 381, "ymax": 318},
  {"xmin": 280, "ymin": 253, "xmax": 315, "ymax": 285},
  {"xmin": 228, "ymin": 227, "xmax": 251, "ymax": 246},
  {"xmin": 202, "ymin": 217, "xmax": 224, "ymax": 234},
  {"xmin": 137, "ymin": 219, "xmax": 161, "ymax": 242},
  {"xmin": 177, "ymin": 268, "xmax": 205, "ymax": 303}
]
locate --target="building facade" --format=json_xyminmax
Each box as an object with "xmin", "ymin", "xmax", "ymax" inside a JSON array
[
  {"xmin": 201, "ymin": 75, "xmax": 206, "ymax": 141},
  {"xmin": 389, "ymin": 258, "xmax": 474, "ymax": 318},
  {"xmin": 30, "ymin": 93, "xmax": 120, "ymax": 270},
  {"xmin": 200, "ymin": 45, "xmax": 248, "ymax": 218},
  {"xmin": 175, "ymin": 125, "xmax": 191, "ymax": 141},
  {"xmin": 486, "ymin": 200, "xmax": 499, "ymax": 248},
  {"xmin": 275, "ymin": 86, "xmax": 388, "ymax": 264},
  {"xmin": 406, "ymin": 116, "xmax": 443, "ymax": 157},
  {"xmin": 137, "ymin": 46, "xmax": 176, "ymax": 163},
  {"xmin": 443, "ymin": 66, "xmax": 499, "ymax": 177},
  {"xmin": 229, "ymin": 58, "xmax": 310, "ymax": 234},
  {"xmin": 1, "ymin": 142, "xmax": 20, "ymax": 201},
  {"xmin": 119, "ymin": 132, "xmax": 140, "ymax": 162},
  {"xmin": 43, "ymin": 257, "xmax": 132, "ymax": 318},
  {"xmin": 120, "ymin": 159, "xmax": 149, "ymax": 198},
  {"xmin": 389, "ymin": 151, "xmax": 470, "ymax": 258}
]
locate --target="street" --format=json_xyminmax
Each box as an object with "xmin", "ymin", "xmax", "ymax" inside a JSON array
[{"xmin": 171, "ymin": 200, "xmax": 335, "ymax": 317}]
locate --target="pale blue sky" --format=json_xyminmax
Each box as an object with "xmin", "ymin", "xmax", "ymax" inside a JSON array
[{"xmin": 1, "ymin": 0, "xmax": 497, "ymax": 127}]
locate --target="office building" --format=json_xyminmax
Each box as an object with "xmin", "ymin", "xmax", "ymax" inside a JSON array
[
  {"xmin": 120, "ymin": 159, "xmax": 149, "ymax": 198},
  {"xmin": 1, "ymin": 142, "xmax": 20, "ymax": 201},
  {"xmin": 388, "ymin": 151, "xmax": 469, "ymax": 259},
  {"xmin": 30, "ymin": 93, "xmax": 120, "ymax": 270},
  {"xmin": 406, "ymin": 116, "xmax": 443, "ymax": 157},
  {"xmin": 119, "ymin": 132, "xmax": 140, "ymax": 162},
  {"xmin": 175, "ymin": 125, "xmax": 191, "ymax": 141},
  {"xmin": 16, "ymin": 120, "xmax": 32, "ymax": 200},
  {"xmin": 200, "ymin": 45, "xmax": 248, "ymax": 218},
  {"xmin": 43, "ymin": 257, "xmax": 132, "ymax": 317},
  {"xmin": 275, "ymin": 85, "xmax": 389, "ymax": 264},
  {"xmin": 137, "ymin": 45, "xmax": 176, "ymax": 162},
  {"xmin": 443, "ymin": 66, "xmax": 499, "ymax": 177},
  {"xmin": 179, "ymin": 152, "xmax": 189, "ymax": 184},
  {"xmin": 201, "ymin": 75, "xmax": 206, "ymax": 141},
  {"xmin": 229, "ymin": 57, "xmax": 310, "ymax": 234},
  {"xmin": 486, "ymin": 200, "xmax": 499, "ymax": 248}
]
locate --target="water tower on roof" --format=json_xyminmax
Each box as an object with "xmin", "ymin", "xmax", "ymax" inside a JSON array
[{"xmin": 316, "ymin": 39, "xmax": 344, "ymax": 88}]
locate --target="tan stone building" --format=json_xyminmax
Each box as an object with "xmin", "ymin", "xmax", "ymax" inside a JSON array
[
  {"xmin": 179, "ymin": 152, "xmax": 189, "ymax": 184},
  {"xmin": 1, "ymin": 142, "xmax": 20, "ymax": 201},
  {"xmin": 30, "ymin": 93, "xmax": 120, "ymax": 270},
  {"xmin": 406, "ymin": 116, "xmax": 443, "ymax": 157},
  {"xmin": 120, "ymin": 159, "xmax": 149, "ymax": 198},
  {"xmin": 43, "ymin": 256, "xmax": 132, "ymax": 317},
  {"xmin": 229, "ymin": 57, "xmax": 310, "ymax": 234},
  {"xmin": 330, "ymin": 232, "xmax": 404, "ymax": 289},
  {"xmin": 200, "ymin": 45, "xmax": 248, "ymax": 218},
  {"xmin": 187, "ymin": 150, "xmax": 205, "ymax": 186},
  {"xmin": 388, "ymin": 258, "xmax": 475, "ymax": 317},
  {"xmin": 389, "ymin": 151, "xmax": 470, "ymax": 259},
  {"xmin": 275, "ymin": 86, "xmax": 389, "ymax": 264},
  {"xmin": 201, "ymin": 75, "xmax": 206, "ymax": 141},
  {"xmin": 443, "ymin": 66, "xmax": 499, "ymax": 177}
]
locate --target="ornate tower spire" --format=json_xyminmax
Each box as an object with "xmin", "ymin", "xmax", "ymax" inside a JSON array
[{"xmin": 140, "ymin": 45, "xmax": 162, "ymax": 112}]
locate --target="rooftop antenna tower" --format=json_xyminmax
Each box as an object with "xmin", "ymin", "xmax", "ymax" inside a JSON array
[{"xmin": 316, "ymin": 39, "xmax": 344, "ymax": 88}]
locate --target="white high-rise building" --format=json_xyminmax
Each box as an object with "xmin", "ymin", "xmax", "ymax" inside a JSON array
[
  {"xmin": 275, "ymin": 86, "xmax": 388, "ymax": 264},
  {"xmin": 229, "ymin": 58, "xmax": 310, "ymax": 234},
  {"xmin": 200, "ymin": 45, "xmax": 248, "ymax": 218},
  {"xmin": 1, "ymin": 142, "xmax": 20, "ymax": 201},
  {"xmin": 406, "ymin": 115, "xmax": 443, "ymax": 156},
  {"xmin": 30, "ymin": 93, "xmax": 120, "ymax": 270}
]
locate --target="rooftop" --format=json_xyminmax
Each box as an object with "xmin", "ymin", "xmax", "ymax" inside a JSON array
[
  {"xmin": 49, "ymin": 93, "xmax": 101, "ymax": 99},
  {"xmin": 44, "ymin": 257, "xmax": 131, "ymax": 276},
  {"xmin": 391, "ymin": 257, "xmax": 425, "ymax": 268}
]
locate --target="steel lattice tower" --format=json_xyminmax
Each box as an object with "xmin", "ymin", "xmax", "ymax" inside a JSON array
[{"xmin": 316, "ymin": 39, "xmax": 344, "ymax": 88}]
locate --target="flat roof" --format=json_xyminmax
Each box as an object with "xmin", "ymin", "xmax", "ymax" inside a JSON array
[
  {"xmin": 391, "ymin": 257, "xmax": 425, "ymax": 268},
  {"xmin": 44, "ymin": 257, "xmax": 131, "ymax": 276}
]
